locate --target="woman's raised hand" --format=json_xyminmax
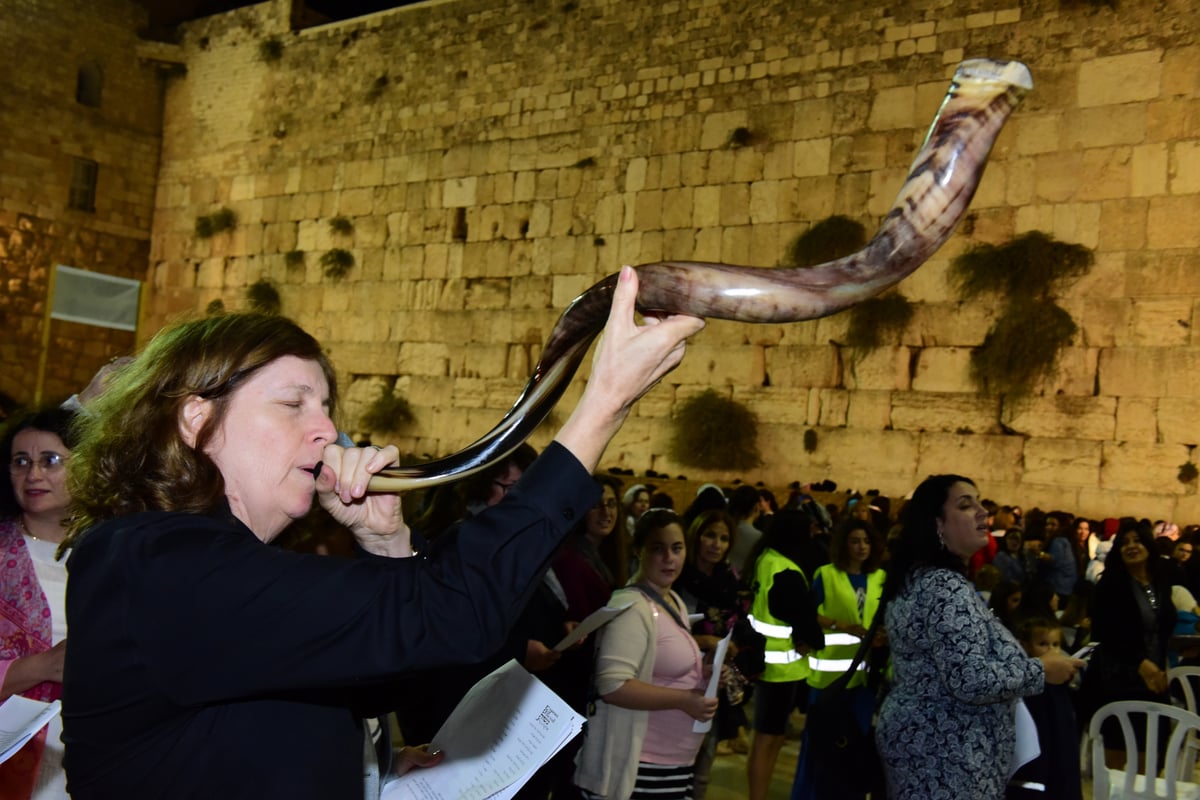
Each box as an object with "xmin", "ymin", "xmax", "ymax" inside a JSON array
[
  {"xmin": 316, "ymin": 443, "xmax": 412, "ymax": 557},
  {"xmin": 1040, "ymin": 650, "xmax": 1086, "ymax": 686},
  {"xmin": 555, "ymin": 266, "xmax": 705, "ymax": 472}
]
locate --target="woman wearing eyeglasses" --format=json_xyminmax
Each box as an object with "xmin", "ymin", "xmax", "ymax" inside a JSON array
[{"xmin": 0, "ymin": 406, "xmax": 78, "ymax": 799}]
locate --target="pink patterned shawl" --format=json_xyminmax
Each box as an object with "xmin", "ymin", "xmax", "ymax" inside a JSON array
[{"xmin": 0, "ymin": 518, "xmax": 59, "ymax": 799}]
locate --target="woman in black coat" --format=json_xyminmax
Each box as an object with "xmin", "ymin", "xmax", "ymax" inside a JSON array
[{"xmin": 1081, "ymin": 521, "xmax": 1176, "ymax": 762}]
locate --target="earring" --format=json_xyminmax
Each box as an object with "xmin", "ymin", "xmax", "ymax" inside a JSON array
[{"xmin": 937, "ymin": 525, "xmax": 947, "ymax": 550}]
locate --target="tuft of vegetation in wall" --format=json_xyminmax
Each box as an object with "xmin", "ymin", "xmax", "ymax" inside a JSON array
[
  {"xmin": 366, "ymin": 74, "xmax": 389, "ymax": 101},
  {"xmin": 284, "ymin": 249, "xmax": 305, "ymax": 267},
  {"xmin": 360, "ymin": 385, "xmax": 415, "ymax": 435},
  {"xmin": 320, "ymin": 248, "xmax": 355, "ymax": 279},
  {"xmin": 259, "ymin": 37, "xmax": 284, "ymax": 62},
  {"xmin": 952, "ymin": 232, "xmax": 1093, "ymax": 396},
  {"xmin": 329, "ymin": 216, "xmax": 354, "ymax": 235},
  {"xmin": 573, "ymin": 156, "xmax": 597, "ymax": 168},
  {"xmin": 949, "ymin": 231, "xmax": 1093, "ymax": 301},
  {"xmin": 668, "ymin": 389, "xmax": 761, "ymax": 470},
  {"xmin": 1179, "ymin": 462, "xmax": 1198, "ymax": 485},
  {"xmin": 970, "ymin": 299, "xmax": 1078, "ymax": 396},
  {"xmin": 803, "ymin": 429, "xmax": 818, "ymax": 453},
  {"xmin": 194, "ymin": 207, "xmax": 237, "ymax": 239},
  {"xmin": 205, "ymin": 298, "xmax": 225, "ymax": 315},
  {"xmin": 845, "ymin": 292, "xmax": 915, "ymax": 350},
  {"xmin": 727, "ymin": 127, "xmax": 765, "ymax": 149},
  {"xmin": 246, "ymin": 279, "xmax": 281, "ymax": 315},
  {"xmin": 784, "ymin": 215, "xmax": 867, "ymax": 267}
]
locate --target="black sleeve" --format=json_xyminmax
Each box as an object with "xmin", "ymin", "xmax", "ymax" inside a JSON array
[
  {"xmin": 80, "ymin": 442, "xmax": 598, "ymax": 706},
  {"xmin": 767, "ymin": 569, "xmax": 824, "ymax": 651}
]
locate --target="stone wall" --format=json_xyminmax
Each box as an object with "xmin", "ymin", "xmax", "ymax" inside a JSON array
[
  {"xmin": 0, "ymin": 0, "xmax": 165, "ymax": 406},
  {"xmin": 92, "ymin": 0, "xmax": 1200, "ymax": 518}
]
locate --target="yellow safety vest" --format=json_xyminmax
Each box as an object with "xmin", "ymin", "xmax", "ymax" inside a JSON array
[
  {"xmin": 806, "ymin": 565, "xmax": 885, "ymax": 689},
  {"xmin": 748, "ymin": 549, "xmax": 810, "ymax": 683}
]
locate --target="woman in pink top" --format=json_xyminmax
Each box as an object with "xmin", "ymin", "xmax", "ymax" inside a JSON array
[{"xmin": 575, "ymin": 509, "xmax": 718, "ymax": 800}]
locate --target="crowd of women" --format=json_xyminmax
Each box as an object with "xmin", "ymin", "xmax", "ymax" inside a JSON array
[{"xmin": 1, "ymin": 275, "xmax": 1196, "ymax": 799}]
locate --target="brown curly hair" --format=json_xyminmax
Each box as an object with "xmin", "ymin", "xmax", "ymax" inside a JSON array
[{"xmin": 63, "ymin": 314, "xmax": 336, "ymax": 552}]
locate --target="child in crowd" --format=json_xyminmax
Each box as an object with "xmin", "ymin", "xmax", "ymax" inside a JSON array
[{"xmin": 1006, "ymin": 617, "xmax": 1083, "ymax": 800}]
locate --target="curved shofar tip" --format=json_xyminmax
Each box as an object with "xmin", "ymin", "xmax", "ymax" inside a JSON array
[{"xmin": 369, "ymin": 59, "xmax": 1032, "ymax": 493}]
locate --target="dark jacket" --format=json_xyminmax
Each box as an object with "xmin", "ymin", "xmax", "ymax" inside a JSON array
[{"xmin": 62, "ymin": 442, "xmax": 596, "ymax": 800}]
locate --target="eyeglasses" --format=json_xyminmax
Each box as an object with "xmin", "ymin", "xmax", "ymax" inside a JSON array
[
  {"xmin": 492, "ymin": 480, "xmax": 517, "ymax": 497},
  {"xmin": 9, "ymin": 453, "xmax": 67, "ymax": 474},
  {"xmin": 592, "ymin": 500, "xmax": 618, "ymax": 511}
]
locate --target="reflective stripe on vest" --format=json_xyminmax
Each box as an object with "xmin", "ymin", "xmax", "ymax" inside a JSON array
[
  {"xmin": 748, "ymin": 614, "xmax": 792, "ymax": 640},
  {"xmin": 807, "ymin": 656, "xmax": 867, "ymax": 671},
  {"xmin": 805, "ymin": 565, "xmax": 886, "ymax": 689},
  {"xmin": 764, "ymin": 649, "xmax": 805, "ymax": 665},
  {"xmin": 750, "ymin": 549, "xmax": 810, "ymax": 682}
]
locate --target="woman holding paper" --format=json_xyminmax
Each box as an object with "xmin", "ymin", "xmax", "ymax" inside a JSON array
[
  {"xmin": 0, "ymin": 406, "xmax": 79, "ymax": 800},
  {"xmin": 575, "ymin": 508, "xmax": 718, "ymax": 800},
  {"xmin": 59, "ymin": 267, "xmax": 703, "ymax": 800},
  {"xmin": 875, "ymin": 475, "xmax": 1083, "ymax": 799}
]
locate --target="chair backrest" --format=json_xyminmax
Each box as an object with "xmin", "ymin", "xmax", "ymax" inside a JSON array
[
  {"xmin": 1169, "ymin": 666, "xmax": 1200, "ymax": 714},
  {"xmin": 1089, "ymin": 700, "xmax": 1200, "ymax": 799}
]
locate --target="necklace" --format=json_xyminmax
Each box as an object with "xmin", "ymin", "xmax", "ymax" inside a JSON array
[
  {"xmin": 17, "ymin": 515, "xmax": 41, "ymax": 541},
  {"xmin": 1136, "ymin": 578, "xmax": 1158, "ymax": 611}
]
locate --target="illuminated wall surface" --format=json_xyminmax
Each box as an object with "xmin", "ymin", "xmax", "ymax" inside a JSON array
[{"xmin": 3, "ymin": 0, "xmax": 1199, "ymax": 517}]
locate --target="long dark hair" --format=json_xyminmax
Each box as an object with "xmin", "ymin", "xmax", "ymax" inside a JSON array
[
  {"xmin": 830, "ymin": 518, "xmax": 883, "ymax": 574},
  {"xmin": 881, "ymin": 474, "xmax": 977, "ymax": 602},
  {"xmin": 745, "ymin": 508, "xmax": 814, "ymax": 576},
  {"xmin": 1102, "ymin": 520, "xmax": 1165, "ymax": 585}
]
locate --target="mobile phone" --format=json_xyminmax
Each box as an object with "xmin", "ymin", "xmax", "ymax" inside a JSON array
[{"xmin": 1072, "ymin": 643, "xmax": 1099, "ymax": 660}]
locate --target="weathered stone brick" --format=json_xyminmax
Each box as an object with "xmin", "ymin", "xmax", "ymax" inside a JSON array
[{"xmin": 1078, "ymin": 51, "xmax": 1163, "ymax": 108}]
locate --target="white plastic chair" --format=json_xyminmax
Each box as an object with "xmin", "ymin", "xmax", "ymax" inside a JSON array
[
  {"xmin": 1170, "ymin": 666, "xmax": 1200, "ymax": 713},
  {"xmin": 1089, "ymin": 700, "xmax": 1200, "ymax": 799},
  {"xmin": 1169, "ymin": 667, "xmax": 1200, "ymax": 773}
]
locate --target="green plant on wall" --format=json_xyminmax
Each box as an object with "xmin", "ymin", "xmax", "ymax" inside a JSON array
[
  {"xmin": 668, "ymin": 389, "xmax": 761, "ymax": 471},
  {"xmin": 845, "ymin": 292, "xmax": 915, "ymax": 350},
  {"xmin": 951, "ymin": 231, "xmax": 1093, "ymax": 396},
  {"xmin": 1179, "ymin": 462, "xmax": 1198, "ymax": 485},
  {"xmin": 360, "ymin": 385, "xmax": 415, "ymax": 435},
  {"xmin": 259, "ymin": 37, "xmax": 284, "ymax": 62},
  {"xmin": 246, "ymin": 279, "xmax": 281, "ymax": 315},
  {"xmin": 284, "ymin": 249, "xmax": 305, "ymax": 267},
  {"xmin": 194, "ymin": 207, "xmax": 237, "ymax": 239},
  {"xmin": 783, "ymin": 215, "xmax": 866, "ymax": 267},
  {"xmin": 321, "ymin": 248, "xmax": 355, "ymax": 279},
  {"xmin": 329, "ymin": 216, "xmax": 354, "ymax": 235},
  {"xmin": 205, "ymin": 298, "xmax": 225, "ymax": 316}
]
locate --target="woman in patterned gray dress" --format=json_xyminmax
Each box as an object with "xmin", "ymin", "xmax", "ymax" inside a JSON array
[{"xmin": 875, "ymin": 475, "xmax": 1083, "ymax": 799}]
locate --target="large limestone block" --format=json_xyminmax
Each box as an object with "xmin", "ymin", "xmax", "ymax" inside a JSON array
[
  {"xmin": 846, "ymin": 390, "xmax": 893, "ymax": 430},
  {"xmin": 1147, "ymin": 196, "xmax": 1200, "ymax": 249},
  {"xmin": 1115, "ymin": 397, "xmax": 1158, "ymax": 443},
  {"xmin": 817, "ymin": 427, "xmax": 922, "ymax": 488},
  {"xmin": 868, "ymin": 85, "xmax": 915, "ymax": 131},
  {"xmin": 1063, "ymin": 109, "xmax": 1146, "ymax": 150},
  {"xmin": 1131, "ymin": 144, "xmax": 1168, "ymax": 197},
  {"xmin": 1101, "ymin": 347, "xmax": 1200, "ymax": 398},
  {"xmin": 1129, "ymin": 297, "xmax": 1194, "ymax": 347},
  {"xmin": 398, "ymin": 341, "xmax": 450, "ymax": 377},
  {"xmin": 1100, "ymin": 440, "xmax": 1191, "ymax": 494},
  {"xmin": 1076, "ymin": 487, "xmax": 1178, "ymax": 522},
  {"xmin": 1001, "ymin": 396, "xmax": 1116, "ymax": 440},
  {"xmin": 1072, "ymin": 299, "xmax": 1131, "ymax": 347},
  {"xmin": 906, "ymin": 301, "xmax": 993, "ymax": 348},
  {"xmin": 764, "ymin": 345, "xmax": 841, "ymax": 388},
  {"xmin": 911, "ymin": 347, "xmax": 974, "ymax": 393},
  {"xmin": 1172, "ymin": 141, "xmax": 1200, "ymax": 195},
  {"xmin": 891, "ymin": 392, "xmax": 1002, "ymax": 435},
  {"xmin": 732, "ymin": 385, "xmax": 810, "ymax": 427},
  {"xmin": 1155, "ymin": 397, "xmax": 1200, "ymax": 445},
  {"xmin": 818, "ymin": 389, "xmax": 849, "ymax": 427},
  {"xmin": 916, "ymin": 432, "xmax": 1024, "ymax": 486},
  {"xmin": 1022, "ymin": 438, "xmax": 1102, "ymax": 487},
  {"xmin": 1078, "ymin": 51, "xmax": 1163, "ymax": 108},
  {"xmin": 669, "ymin": 343, "xmax": 762, "ymax": 385},
  {"xmin": 844, "ymin": 346, "xmax": 912, "ymax": 391}
]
